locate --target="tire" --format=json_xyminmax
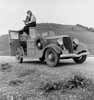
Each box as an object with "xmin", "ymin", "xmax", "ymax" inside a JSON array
[
  {"xmin": 73, "ymin": 51, "xmax": 87, "ymax": 63},
  {"xmin": 45, "ymin": 48, "xmax": 59, "ymax": 67},
  {"xmin": 16, "ymin": 48, "xmax": 23, "ymax": 63},
  {"xmin": 35, "ymin": 36, "xmax": 47, "ymax": 50}
]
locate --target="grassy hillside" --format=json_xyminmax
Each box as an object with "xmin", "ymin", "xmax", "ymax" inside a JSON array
[
  {"xmin": 0, "ymin": 23, "xmax": 94, "ymax": 56},
  {"xmin": 0, "ymin": 34, "xmax": 9, "ymax": 56}
]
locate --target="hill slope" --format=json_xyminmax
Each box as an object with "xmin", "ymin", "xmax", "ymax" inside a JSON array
[
  {"xmin": 0, "ymin": 23, "xmax": 94, "ymax": 56},
  {"xmin": 0, "ymin": 34, "xmax": 9, "ymax": 56}
]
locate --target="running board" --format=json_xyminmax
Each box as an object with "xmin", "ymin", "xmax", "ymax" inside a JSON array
[{"xmin": 60, "ymin": 52, "xmax": 89, "ymax": 58}]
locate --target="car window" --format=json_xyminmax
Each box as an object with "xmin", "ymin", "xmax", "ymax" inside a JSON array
[{"xmin": 10, "ymin": 32, "xmax": 19, "ymax": 39}]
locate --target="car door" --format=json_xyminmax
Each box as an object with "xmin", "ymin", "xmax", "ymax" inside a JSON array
[
  {"xmin": 27, "ymin": 29, "xmax": 37, "ymax": 56},
  {"xmin": 9, "ymin": 30, "xmax": 20, "ymax": 56},
  {"xmin": 27, "ymin": 28, "xmax": 42, "ymax": 58}
]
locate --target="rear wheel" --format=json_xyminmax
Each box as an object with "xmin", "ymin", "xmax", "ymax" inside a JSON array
[
  {"xmin": 45, "ymin": 48, "xmax": 59, "ymax": 67},
  {"xmin": 73, "ymin": 51, "xmax": 87, "ymax": 63},
  {"xmin": 16, "ymin": 48, "xmax": 23, "ymax": 63}
]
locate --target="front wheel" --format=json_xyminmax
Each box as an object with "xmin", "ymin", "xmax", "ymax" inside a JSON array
[
  {"xmin": 45, "ymin": 48, "xmax": 60, "ymax": 67},
  {"xmin": 73, "ymin": 55, "xmax": 87, "ymax": 63}
]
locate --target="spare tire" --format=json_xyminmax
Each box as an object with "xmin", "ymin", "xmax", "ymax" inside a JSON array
[{"xmin": 35, "ymin": 36, "xmax": 47, "ymax": 50}]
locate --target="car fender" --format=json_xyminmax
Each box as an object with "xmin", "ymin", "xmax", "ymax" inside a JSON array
[
  {"xmin": 41, "ymin": 44, "xmax": 62, "ymax": 59},
  {"xmin": 45, "ymin": 44, "xmax": 62, "ymax": 54},
  {"xmin": 73, "ymin": 42, "xmax": 88, "ymax": 54}
]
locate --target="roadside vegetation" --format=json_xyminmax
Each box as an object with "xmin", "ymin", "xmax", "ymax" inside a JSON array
[
  {"xmin": 0, "ymin": 63, "xmax": 94, "ymax": 100},
  {"xmin": 76, "ymin": 24, "xmax": 94, "ymax": 32}
]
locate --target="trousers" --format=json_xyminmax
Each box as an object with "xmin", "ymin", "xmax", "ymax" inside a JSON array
[{"xmin": 20, "ymin": 22, "xmax": 36, "ymax": 34}]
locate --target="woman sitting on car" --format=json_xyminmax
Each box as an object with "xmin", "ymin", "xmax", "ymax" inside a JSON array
[{"xmin": 20, "ymin": 10, "xmax": 36, "ymax": 35}]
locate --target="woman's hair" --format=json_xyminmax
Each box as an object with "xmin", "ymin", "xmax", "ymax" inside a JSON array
[{"xmin": 27, "ymin": 10, "xmax": 32, "ymax": 15}]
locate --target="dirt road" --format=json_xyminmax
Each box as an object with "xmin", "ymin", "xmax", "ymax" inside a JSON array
[{"xmin": 0, "ymin": 56, "xmax": 94, "ymax": 76}]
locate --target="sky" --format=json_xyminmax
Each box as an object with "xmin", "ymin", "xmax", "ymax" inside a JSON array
[{"xmin": 0, "ymin": 0, "xmax": 94, "ymax": 35}]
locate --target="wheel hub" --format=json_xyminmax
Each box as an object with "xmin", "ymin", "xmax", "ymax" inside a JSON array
[{"xmin": 48, "ymin": 53, "xmax": 55, "ymax": 61}]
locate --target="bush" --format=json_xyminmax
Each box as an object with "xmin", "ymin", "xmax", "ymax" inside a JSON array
[
  {"xmin": 38, "ymin": 72, "xmax": 94, "ymax": 99},
  {"xmin": 0, "ymin": 63, "xmax": 12, "ymax": 72},
  {"xmin": 63, "ymin": 72, "xmax": 94, "ymax": 91},
  {"xmin": 9, "ymin": 80, "xmax": 24, "ymax": 87}
]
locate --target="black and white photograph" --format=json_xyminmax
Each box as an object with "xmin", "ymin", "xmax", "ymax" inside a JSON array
[{"xmin": 0, "ymin": 0, "xmax": 94, "ymax": 99}]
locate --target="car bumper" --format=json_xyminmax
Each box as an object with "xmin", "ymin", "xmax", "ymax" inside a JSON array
[{"xmin": 60, "ymin": 52, "xmax": 90, "ymax": 58}]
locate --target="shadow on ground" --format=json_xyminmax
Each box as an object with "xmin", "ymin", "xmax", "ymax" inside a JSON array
[{"xmin": 22, "ymin": 60, "xmax": 77, "ymax": 67}]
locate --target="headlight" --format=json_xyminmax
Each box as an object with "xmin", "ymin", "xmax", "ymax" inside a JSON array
[
  {"xmin": 73, "ymin": 38, "xmax": 79, "ymax": 45},
  {"xmin": 57, "ymin": 39, "xmax": 63, "ymax": 45}
]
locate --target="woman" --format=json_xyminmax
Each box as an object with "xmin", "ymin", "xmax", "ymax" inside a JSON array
[{"xmin": 20, "ymin": 10, "xmax": 36, "ymax": 34}]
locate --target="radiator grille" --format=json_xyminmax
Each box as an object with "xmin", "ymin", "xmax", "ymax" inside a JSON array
[{"xmin": 63, "ymin": 37, "xmax": 73, "ymax": 53}]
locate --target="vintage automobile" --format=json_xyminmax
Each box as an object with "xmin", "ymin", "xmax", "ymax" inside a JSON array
[{"xmin": 9, "ymin": 28, "xmax": 89, "ymax": 67}]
